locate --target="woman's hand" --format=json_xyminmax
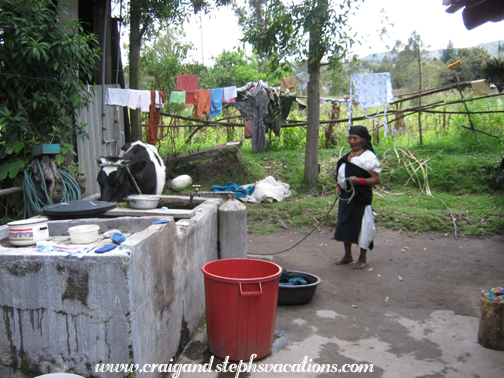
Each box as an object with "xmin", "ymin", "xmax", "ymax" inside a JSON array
[
  {"xmin": 349, "ymin": 176, "xmax": 361, "ymax": 185},
  {"xmin": 336, "ymin": 185, "xmax": 341, "ymax": 196},
  {"xmin": 349, "ymin": 171, "xmax": 381, "ymax": 186}
]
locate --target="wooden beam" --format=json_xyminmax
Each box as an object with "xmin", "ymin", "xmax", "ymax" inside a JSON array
[{"xmin": 0, "ymin": 186, "xmax": 23, "ymax": 197}]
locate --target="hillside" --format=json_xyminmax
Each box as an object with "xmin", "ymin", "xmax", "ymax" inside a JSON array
[{"xmin": 361, "ymin": 40, "xmax": 502, "ymax": 64}]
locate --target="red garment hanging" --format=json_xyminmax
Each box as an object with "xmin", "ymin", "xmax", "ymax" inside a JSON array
[{"xmin": 177, "ymin": 75, "xmax": 198, "ymax": 105}]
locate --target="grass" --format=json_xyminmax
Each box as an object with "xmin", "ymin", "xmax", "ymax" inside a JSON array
[
  {"xmin": 161, "ymin": 93, "xmax": 504, "ymax": 237},
  {"xmin": 373, "ymin": 190, "xmax": 504, "ymax": 237},
  {"xmin": 170, "ymin": 144, "xmax": 504, "ymax": 237}
]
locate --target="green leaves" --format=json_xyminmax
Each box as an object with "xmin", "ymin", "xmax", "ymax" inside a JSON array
[
  {"xmin": 0, "ymin": 157, "xmax": 26, "ymax": 181},
  {"xmin": 0, "ymin": 0, "xmax": 100, "ymax": 196},
  {"xmin": 238, "ymin": 0, "xmax": 361, "ymax": 72},
  {"xmin": 0, "ymin": 0, "xmax": 99, "ymax": 143}
]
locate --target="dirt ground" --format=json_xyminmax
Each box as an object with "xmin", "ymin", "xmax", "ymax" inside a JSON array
[
  {"xmin": 177, "ymin": 226, "xmax": 504, "ymax": 378},
  {"xmin": 247, "ymin": 226, "xmax": 504, "ymax": 318}
]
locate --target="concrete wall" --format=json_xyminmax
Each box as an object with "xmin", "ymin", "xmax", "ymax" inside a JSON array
[{"xmin": 0, "ymin": 198, "xmax": 221, "ymax": 377}]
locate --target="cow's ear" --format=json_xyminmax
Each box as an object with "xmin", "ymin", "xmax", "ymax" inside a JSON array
[{"xmin": 96, "ymin": 157, "xmax": 102, "ymax": 164}]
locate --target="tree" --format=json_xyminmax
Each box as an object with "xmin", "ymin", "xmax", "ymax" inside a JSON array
[
  {"xmin": 408, "ymin": 31, "xmax": 428, "ymax": 145},
  {"xmin": 140, "ymin": 29, "xmax": 194, "ymax": 92},
  {"xmin": 482, "ymin": 57, "xmax": 504, "ymax": 87},
  {"xmin": 139, "ymin": 34, "xmax": 263, "ymax": 100},
  {"xmin": 124, "ymin": 0, "xmax": 232, "ymax": 141},
  {"xmin": 391, "ymin": 39, "xmax": 418, "ymax": 90},
  {"xmin": 125, "ymin": 0, "xmax": 186, "ymax": 141},
  {"xmin": 326, "ymin": 55, "xmax": 371, "ymax": 96},
  {"xmin": 239, "ymin": 0, "xmax": 362, "ymax": 186},
  {"xmin": 441, "ymin": 40, "xmax": 456, "ymax": 64},
  {"xmin": 406, "ymin": 59, "xmax": 449, "ymax": 90},
  {"xmin": 0, "ymin": 0, "xmax": 100, "ymax": 183},
  {"xmin": 450, "ymin": 46, "xmax": 492, "ymax": 83},
  {"xmin": 206, "ymin": 49, "xmax": 261, "ymax": 88}
]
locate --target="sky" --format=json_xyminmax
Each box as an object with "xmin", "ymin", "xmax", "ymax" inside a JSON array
[{"xmin": 179, "ymin": 0, "xmax": 503, "ymax": 65}]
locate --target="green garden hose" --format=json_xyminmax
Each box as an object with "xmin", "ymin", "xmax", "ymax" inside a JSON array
[
  {"xmin": 249, "ymin": 178, "xmax": 356, "ymax": 256},
  {"xmin": 23, "ymin": 159, "xmax": 82, "ymax": 218}
]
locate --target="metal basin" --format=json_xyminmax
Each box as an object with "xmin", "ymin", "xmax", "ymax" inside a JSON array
[{"xmin": 125, "ymin": 195, "xmax": 160, "ymax": 209}]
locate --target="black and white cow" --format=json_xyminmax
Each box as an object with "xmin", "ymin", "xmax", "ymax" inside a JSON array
[{"xmin": 97, "ymin": 141, "xmax": 166, "ymax": 202}]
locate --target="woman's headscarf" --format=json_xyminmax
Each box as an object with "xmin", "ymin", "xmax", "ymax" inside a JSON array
[{"xmin": 349, "ymin": 125, "xmax": 374, "ymax": 152}]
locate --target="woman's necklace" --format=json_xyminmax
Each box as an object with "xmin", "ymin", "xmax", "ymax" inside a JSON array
[{"xmin": 348, "ymin": 149, "xmax": 365, "ymax": 161}]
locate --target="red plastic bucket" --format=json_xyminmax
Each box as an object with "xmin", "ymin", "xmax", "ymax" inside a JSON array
[{"xmin": 201, "ymin": 258, "xmax": 282, "ymax": 361}]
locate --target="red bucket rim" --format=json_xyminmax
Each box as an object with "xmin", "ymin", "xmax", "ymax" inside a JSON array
[{"xmin": 201, "ymin": 258, "xmax": 282, "ymax": 283}]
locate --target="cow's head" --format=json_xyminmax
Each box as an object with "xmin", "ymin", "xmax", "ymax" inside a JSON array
[{"xmin": 97, "ymin": 157, "xmax": 148, "ymax": 202}]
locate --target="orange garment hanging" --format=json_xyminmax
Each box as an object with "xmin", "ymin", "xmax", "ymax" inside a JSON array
[
  {"xmin": 147, "ymin": 91, "xmax": 164, "ymax": 145},
  {"xmin": 193, "ymin": 89, "xmax": 211, "ymax": 117}
]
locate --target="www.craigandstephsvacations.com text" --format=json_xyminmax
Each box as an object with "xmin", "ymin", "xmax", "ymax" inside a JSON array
[{"xmin": 94, "ymin": 355, "xmax": 374, "ymax": 377}]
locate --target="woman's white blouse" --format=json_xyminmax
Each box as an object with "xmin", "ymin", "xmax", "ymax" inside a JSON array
[{"xmin": 337, "ymin": 150, "xmax": 381, "ymax": 188}]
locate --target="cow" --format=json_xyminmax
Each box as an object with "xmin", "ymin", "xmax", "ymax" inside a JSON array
[{"xmin": 97, "ymin": 141, "xmax": 166, "ymax": 202}]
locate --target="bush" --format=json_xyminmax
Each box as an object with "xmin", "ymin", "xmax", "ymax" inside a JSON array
[{"xmin": 0, "ymin": 0, "xmax": 100, "ymax": 182}]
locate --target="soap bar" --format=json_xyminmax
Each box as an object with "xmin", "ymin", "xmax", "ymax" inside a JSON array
[
  {"xmin": 95, "ymin": 244, "xmax": 117, "ymax": 253},
  {"xmin": 111, "ymin": 233, "xmax": 126, "ymax": 244}
]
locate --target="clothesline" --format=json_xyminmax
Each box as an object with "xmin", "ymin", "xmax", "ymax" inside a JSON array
[
  {"xmin": 104, "ymin": 75, "xmax": 302, "ymax": 151},
  {"xmin": 106, "ymin": 73, "xmax": 498, "ymax": 149}
]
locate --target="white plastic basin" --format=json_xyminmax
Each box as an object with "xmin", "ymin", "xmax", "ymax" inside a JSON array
[{"xmin": 68, "ymin": 224, "xmax": 100, "ymax": 244}]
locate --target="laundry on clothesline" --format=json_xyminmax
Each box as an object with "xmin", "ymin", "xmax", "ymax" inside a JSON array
[
  {"xmin": 177, "ymin": 74, "xmax": 198, "ymax": 105},
  {"xmin": 154, "ymin": 91, "xmax": 164, "ymax": 108},
  {"xmin": 105, "ymin": 88, "xmax": 165, "ymax": 112},
  {"xmin": 147, "ymin": 91, "xmax": 164, "ymax": 145},
  {"xmin": 210, "ymin": 88, "xmax": 224, "ymax": 118},
  {"xmin": 234, "ymin": 81, "xmax": 299, "ymax": 151},
  {"xmin": 127, "ymin": 90, "xmax": 151, "ymax": 112},
  {"xmin": 170, "ymin": 91, "xmax": 186, "ymax": 104},
  {"xmin": 280, "ymin": 75, "xmax": 296, "ymax": 93},
  {"xmin": 105, "ymin": 88, "xmax": 131, "ymax": 107},
  {"xmin": 235, "ymin": 81, "xmax": 270, "ymax": 152},
  {"xmin": 296, "ymin": 72, "xmax": 310, "ymax": 90},
  {"xmin": 223, "ymin": 86, "xmax": 238, "ymax": 103},
  {"xmin": 104, "ymin": 78, "xmax": 296, "ymax": 153},
  {"xmin": 471, "ymin": 79, "xmax": 490, "ymax": 96},
  {"xmin": 193, "ymin": 89, "xmax": 211, "ymax": 117},
  {"xmin": 349, "ymin": 72, "xmax": 394, "ymax": 137},
  {"xmin": 320, "ymin": 97, "xmax": 339, "ymax": 105}
]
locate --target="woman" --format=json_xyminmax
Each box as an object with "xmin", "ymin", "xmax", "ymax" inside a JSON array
[{"xmin": 334, "ymin": 126, "xmax": 381, "ymax": 269}]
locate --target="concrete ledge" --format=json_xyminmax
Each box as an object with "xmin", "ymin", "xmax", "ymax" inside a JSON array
[{"xmin": 0, "ymin": 197, "xmax": 222, "ymax": 377}]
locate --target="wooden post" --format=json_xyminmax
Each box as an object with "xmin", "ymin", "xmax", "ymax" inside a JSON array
[
  {"xmin": 417, "ymin": 43, "xmax": 423, "ymax": 145},
  {"xmin": 478, "ymin": 297, "xmax": 504, "ymax": 350}
]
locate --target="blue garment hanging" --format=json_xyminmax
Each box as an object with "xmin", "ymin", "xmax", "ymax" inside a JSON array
[
  {"xmin": 209, "ymin": 88, "xmax": 224, "ymax": 118},
  {"xmin": 349, "ymin": 73, "xmax": 394, "ymax": 137}
]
